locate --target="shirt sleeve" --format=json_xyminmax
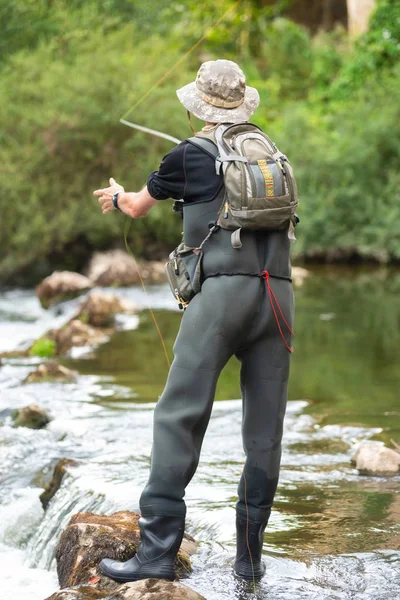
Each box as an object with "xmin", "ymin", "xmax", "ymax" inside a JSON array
[{"xmin": 147, "ymin": 142, "xmax": 187, "ymax": 201}]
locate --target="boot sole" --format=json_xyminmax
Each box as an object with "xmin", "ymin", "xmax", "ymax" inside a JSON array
[{"xmin": 100, "ymin": 561, "xmax": 175, "ymax": 583}]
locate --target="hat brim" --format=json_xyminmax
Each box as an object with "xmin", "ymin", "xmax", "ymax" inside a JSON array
[{"xmin": 176, "ymin": 81, "xmax": 260, "ymax": 123}]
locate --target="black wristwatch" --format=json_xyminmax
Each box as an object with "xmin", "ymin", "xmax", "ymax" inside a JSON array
[{"xmin": 112, "ymin": 190, "xmax": 123, "ymax": 211}]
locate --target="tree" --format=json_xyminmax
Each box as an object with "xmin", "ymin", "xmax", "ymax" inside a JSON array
[{"xmin": 346, "ymin": 0, "xmax": 376, "ymax": 35}]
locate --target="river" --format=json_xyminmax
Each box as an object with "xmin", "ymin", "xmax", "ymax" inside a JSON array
[{"xmin": 0, "ymin": 266, "xmax": 399, "ymax": 600}]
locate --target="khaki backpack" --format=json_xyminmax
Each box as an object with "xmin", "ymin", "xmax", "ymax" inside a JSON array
[{"xmin": 188, "ymin": 122, "xmax": 299, "ymax": 248}]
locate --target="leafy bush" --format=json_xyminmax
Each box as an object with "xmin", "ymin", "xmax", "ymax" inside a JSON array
[{"xmin": 0, "ymin": 0, "xmax": 399, "ymax": 283}]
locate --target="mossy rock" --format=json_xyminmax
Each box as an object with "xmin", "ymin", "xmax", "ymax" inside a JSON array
[
  {"xmin": 12, "ymin": 404, "xmax": 51, "ymax": 429},
  {"xmin": 55, "ymin": 511, "xmax": 196, "ymax": 592}
]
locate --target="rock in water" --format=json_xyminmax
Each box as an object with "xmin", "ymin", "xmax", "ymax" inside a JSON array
[
  {"xmin": 12, "ymin": 404, "xmax": 51, "ymax": 429},
  {"xmin": 75, "ymin": 290, "xmax": 137, "ymax": 327},
  {"xmin": 352, "ymin": 442, "xmax": 400, "ymax": 475},
  {"xmin": 25, "ymin": 361, "xmax": 77, "ymax": 383},
  {"xmin": 45, "ymin": 580, "xmax": 205, "ymax": 600},
  {"xmin": 36, "ymin": 271, "xmax": 93, "ymax": 308},
  {"xmin": 87, "ymin": 250, "xmax": 165, "ymax": 286},
  {"xmin": 55, "ymin": 511, "xmax": 194, "ymax": 591},
  {"xmin": 107, "ymin": 579, "xmax": 206, "ymax": 599},
  {"xmin": 45, "ymin": 587, "xmax": 105, "ymax": 599},
  {"xmin": 291, "ymin": 266, "xmax": 310, "ymax": 287},
  {"xmin": 40, "ymin": 458, "xmax": 78, "ymax": 510},
  {"xmin": 51, "ymin": 319, "xmax": 109, "ymax": 355}
]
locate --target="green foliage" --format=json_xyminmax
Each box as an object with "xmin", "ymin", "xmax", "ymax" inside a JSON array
[
  {"xmin": 0, "ymin": 0, "xmax": 399, "ymax": 283},
  {"xmin": 330, "ymin": 0, "xmax": 400, "ymax": 99},
  {"xmin": 30, "ymin": 338, "xmax": 56, "ymax": 358},
  {"xmin": 267, "ymin": 66, "xmax": 400, "ymax": 261}
]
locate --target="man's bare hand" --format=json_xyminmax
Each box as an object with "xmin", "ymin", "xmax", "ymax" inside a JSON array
[{"xmin": 93, "ymin": 178, "xmax": 125, "ymax": 214}]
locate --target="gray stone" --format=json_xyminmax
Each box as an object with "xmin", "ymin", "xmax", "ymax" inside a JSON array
[{"xmin": 352, "ymin": 441, "xmax": 400, "ymax": 475}]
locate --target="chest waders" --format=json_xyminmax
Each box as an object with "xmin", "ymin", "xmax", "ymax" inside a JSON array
[{"xmin": 100, "ymin": 163, "xmax": 294, "ymax": 585}]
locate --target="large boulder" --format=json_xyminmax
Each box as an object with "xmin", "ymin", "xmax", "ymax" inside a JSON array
[
  {"xmin": 46, "ymin": 580, "xmax": 205, "ymax": 600},
  {"xmin": 74, "ymin": 290, "xmax": 137, "ymax": 327},
  {"xmin": 352, "ymin": 442, "xmax": 400, "ymax": 475},
  {"xmin": 50, "ymin": 320, "xmax": 109, "ymax": 356},
  {"xmin": 87, "ymin": 251, "xmax": 165, "ymax": 287},
  {"xmin": 55, "ymin": 511, "xmax": 196, "ymax": 593},
  {"xmin": 12, "ymin": 403, "xmax": 51, "ymax": 429},
  {"xmin": 25, "ymin": 361, "xmax": 77, "ymax": 383},
  {"xmin": 36, "ymin": 271, "xmax": 93, "ymax": 308}
]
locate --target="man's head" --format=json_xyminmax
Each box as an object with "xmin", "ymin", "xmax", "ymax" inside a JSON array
[{"xmin": 177, "ymin": 59, "xmax": 259, "ymax": 124}]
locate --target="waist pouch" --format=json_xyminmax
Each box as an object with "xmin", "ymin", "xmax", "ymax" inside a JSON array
[{"xmin": 165, "ymin": 242, "xmax": 203, "ymax": 310}]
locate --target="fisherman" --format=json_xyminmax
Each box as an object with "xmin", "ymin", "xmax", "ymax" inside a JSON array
[{"xmin": 94, "ymin": 59, "xmax": 295, "ymax": 583}]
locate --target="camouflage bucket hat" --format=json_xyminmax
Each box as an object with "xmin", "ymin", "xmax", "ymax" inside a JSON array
[{"xmin": 176, "ymin": 59, "xmax": 260, "ymax": 123}]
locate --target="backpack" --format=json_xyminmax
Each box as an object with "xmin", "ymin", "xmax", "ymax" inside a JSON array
[{"xmin": 187, "ymin": 122, "xmax": 299, "ymax": 248}]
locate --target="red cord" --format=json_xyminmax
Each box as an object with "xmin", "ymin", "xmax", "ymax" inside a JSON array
[{"xmin": 261, "ymin": 270, "xmax": 294, "ymax": 353}]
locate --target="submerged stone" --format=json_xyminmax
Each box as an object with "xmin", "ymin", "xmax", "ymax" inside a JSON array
[
  {"xmin": 25, "ymin": 361, "xmax": 77, "ymax": 383},
  {"xmin": 12, "ymin": 403, "xmax": 51, "ymax": 429}
]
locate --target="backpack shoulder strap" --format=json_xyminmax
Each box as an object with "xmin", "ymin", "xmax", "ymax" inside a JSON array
[{"xmin": 186, "ymin": 136, "xmax": 219, "ymax": 160}]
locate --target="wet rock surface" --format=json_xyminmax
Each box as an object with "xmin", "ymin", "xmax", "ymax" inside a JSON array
[
  {"xmin": 108, "ymin": 579, "xmax": 206, "ymax": 599},
  {"xmin": 36, "ymin": 271, "xmax": 93, "ymax": 308},
  {"xmin": 74, "ymin": 290, "xmax": 137, "ymax": 327},
  {"xmin": 25, "ymin": 361, "xmax": 77, "ymax": 383},
  {"xmin": 40, "ymin": 458, "xmax": 79, "ymax": 510},
  {"xmin": 55, "ymin": 511, "xmax": 195, "ymax": 593},
  {"xmin": 12, "ymin": 403, "xmax": 51, "ymax": 429},
  {"xmin": 46, "ymin": 580, "xmax": 205, "ymax": 600},
  {"xmin": 352, "ymin": 441, "xmax": 400, "ymax": 475},
  {"xmin": 49, "ymin": 320, "xmax": 109, "ymax": 355},
  {"xmin": 87, "ymin": 251, "xmax": 165, "ymax": 287}
]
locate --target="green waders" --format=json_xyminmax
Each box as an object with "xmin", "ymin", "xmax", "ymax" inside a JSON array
[{"xmin": 100, "ymin": 193, "xmax": 294, "ymax": 583}]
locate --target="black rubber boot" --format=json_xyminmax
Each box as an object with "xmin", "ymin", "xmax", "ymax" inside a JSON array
[
  {"xmin": 99, "ymin": 515, "xmax": 185, "ymax": 583},
  {"xmin": 234, "ymin": 516, "xmax": 268, "ymax": 581}
]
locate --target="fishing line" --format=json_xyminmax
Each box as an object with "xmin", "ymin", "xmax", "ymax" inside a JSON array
[
  {"xmin": 120, "ymin": 0, "xmax": 243, "ymax": 370},
  {"xmin": 118, "ymin": 1, "xmax": 260, "ymax": 587},
  {"xmin": 119, "ymin": 0, "xmax": 242, "ymax": 123},
  {"xmin": 123, "ymin": 219, "xmax": 171, "ymax": 369}
]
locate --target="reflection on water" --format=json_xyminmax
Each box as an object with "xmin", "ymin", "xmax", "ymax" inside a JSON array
[{"xmin": 0, "ymin": 266, "xmax": 400, "ymax": 600}]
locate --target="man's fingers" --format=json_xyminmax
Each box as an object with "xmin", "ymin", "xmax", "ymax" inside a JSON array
[
  {"xmin": 103, "ymin": 206, "xmax": 114, "ymax": 214},
  {"xmin": 109, "ymin": 177, "xmax": 116, "ymax": 186}
]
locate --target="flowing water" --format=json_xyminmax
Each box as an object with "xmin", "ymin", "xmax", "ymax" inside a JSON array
[{"xmin": 0, "ymin": 266, "xmax": 399, "ymax": 600}]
